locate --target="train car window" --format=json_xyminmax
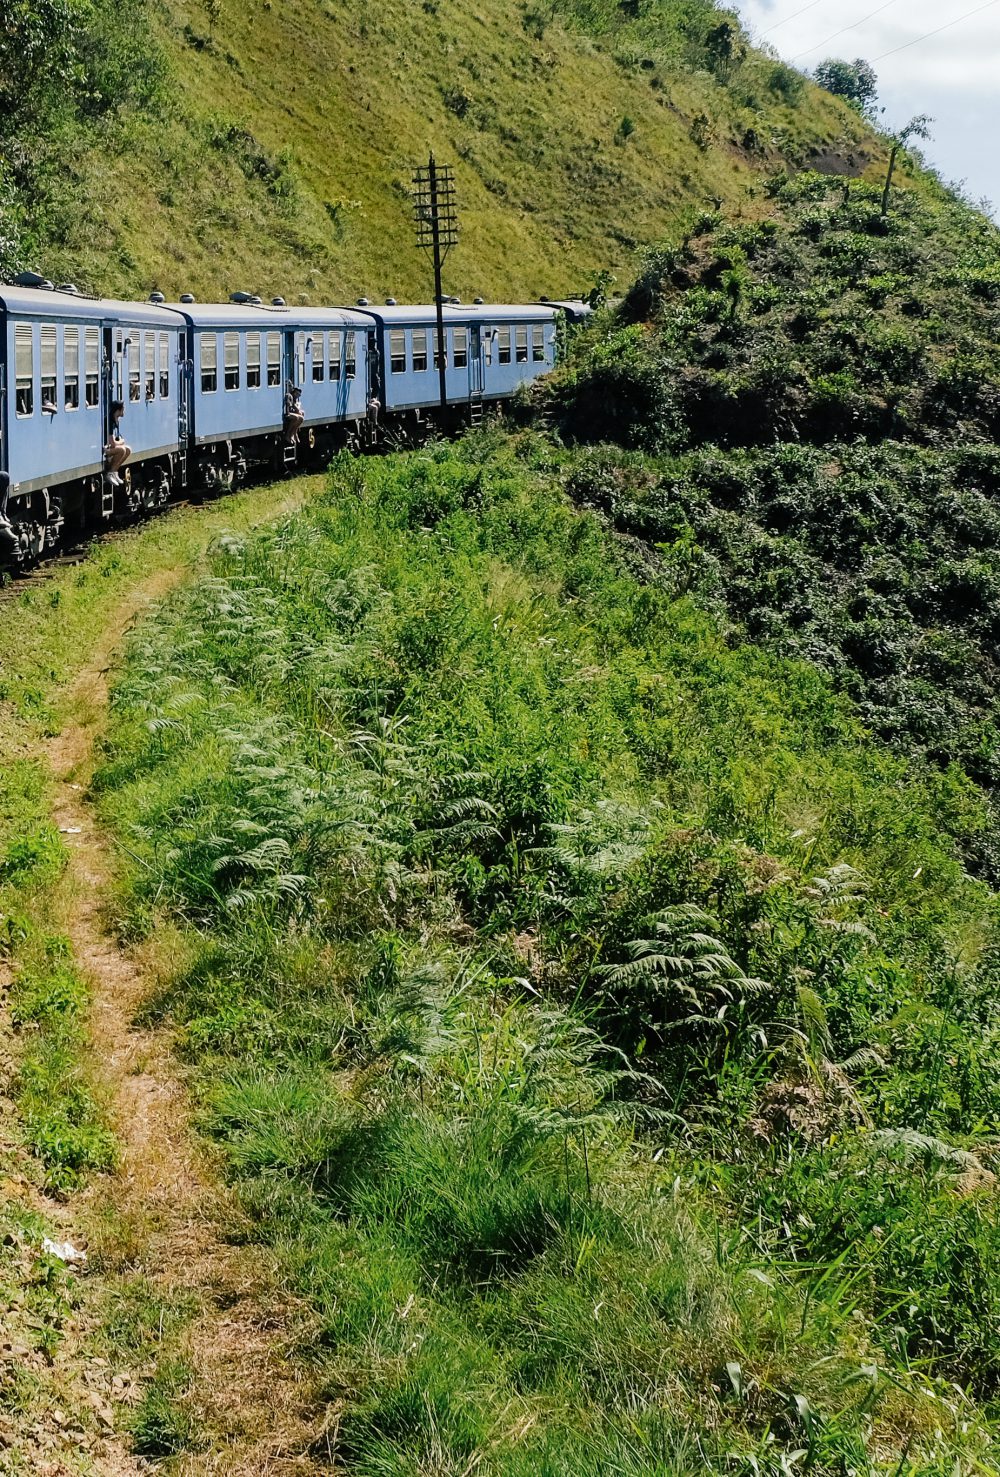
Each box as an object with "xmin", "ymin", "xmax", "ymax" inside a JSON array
[
  {"xmin": 296, "ymin": 331, "xmax": 306, "ymax": 384},
  {"xmin": 497, "ymin": 327, "xmax": 511, "ymax": 365},
  {"xmin": 40, "ymin": 325, "xmax": 57, "ymax": 411},
  {"xmin": 267, "ymin": 333, "xmax": 281, "ymax": 387},
  {"xmin": 515, "ymin": 326, "xmax": 529, "ymax": 363},
  {"xmin": 145, "ymin": 332, "xmax": 156, "ymax": 400},
  {"xmin": 246, "ymin": 332, "xmax": 261, "ymax": 389},
  {"xmin": 329, "ymin": 332, "xmax": 341, "ymax": 380},
  {"xmin": 411, "ymin": 328, "xmax": 427, "ymax": 372},
  {"xmin": 390, "ymin": 329, "xmax": 406, "ymax": 374},
  {"xmin": 224, "ymin": 332, "xmax": 240, "ymax": 391},
  {"xmin": 200, "ymin": 333, "xmax": 218, "ymax": 393},
  {"xmin": 433, "ymin": 328, "xmax": 447, "ymax": 370},
  {"xmin": 453, "ymin": 327, "xmax": 468, "ymax": 369},
  {"xmin": 159, "ymin": 333, "xmax": 170, "ymax": 398},
  {"xmin": 64, "ymin": 327, "xmax": 80, "ymax": 410},
  {"xmin": 15, "ymin": 324, "xmax": 33, "ymax": 416},
  {"xmin": 484, "ymin": 328, "xmax": 493, "ymax": 366},
  {"xmin": 532, "ymin": 325, "xmax": 545, "ymax": 362},
  {"xmin": 85, "ymin": 327, "xmax": 99, "ymax": 407},
  {"xmin": 345, "ymin": 331, "xmax": 356, "ymax": 379},
  {"xmin": 312, "ymin": 333, "xmax": 325, "ymax": 382},
  {"xmin": 128, "ymin": 335, "xmax": 141, "ymax": 401}
]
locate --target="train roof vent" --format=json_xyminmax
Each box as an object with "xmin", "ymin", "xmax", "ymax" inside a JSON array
[
  {"xmin": 230, "ymin": 290, "xmax": 255, "ymax": 304},
  {"xmin": 450, "ymin": 296, "xmax": 461, "ymax": 304},
  {"xmin": 473, "ymin": 296, "xmax": 484, "ymax": 304},
  {"xmin": 357, "ymin": 297, "xmax": 369, "ymax": 306},
  {"xmin": 180, "ymin": 293, "xmax": 195, "ymax": 303},
  {"xmin": 58, "ymin": 283, "xmax": 80, "ymax": 294},
  {"xmin": 250, "ymin": 295, "xmax": 262, "ymax": 305},
  {"xmin": 385, "ymin": 297, "xmax": 397, "ymax": 306},
  {"xmin": 538, "ymin": 295, "xmax": 550, "ymax": 303},
  {"xmin": 271, "ymin": 296, "xmax": 286, "ymax": 306},
  {"xmin": 14, "ymin": 271, "xmax": 54, "ymax": 290},
  {"xmin": 148, "ymin": 290, "xmax": 166, "ymax": 304}
]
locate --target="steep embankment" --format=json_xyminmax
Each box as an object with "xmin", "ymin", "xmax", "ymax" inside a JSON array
[
  {"xmin": 552, "ymin": 175, "xmax": 1000, "ymax": 837},
  {"xmin": 91, "ymin": 440, "xmax": 1000, "ymax": 1470},
  {"xmin": 5, "ymin": 0, "xmax": 883, "ymax": 300}
]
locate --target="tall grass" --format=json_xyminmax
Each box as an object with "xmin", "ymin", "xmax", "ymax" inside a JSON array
[{"xmin": 98, "ymin": 434, "xmax": 1000, "ymax": 1469}]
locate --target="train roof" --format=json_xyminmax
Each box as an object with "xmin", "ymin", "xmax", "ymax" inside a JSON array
[
  {"xmin": 0, "ymin": 284, "xmax": 184, "ymax": 327},
  {"xmin": 167, "ymin": 301, "xmax": 374, "ymax": 329},
  {"xmin": 359, "ymin": 303, "xmax": 558, "ymax": 325},
  {"xmin": 543, "ymin": 299, "xmax": 593, "ymax": 320}
]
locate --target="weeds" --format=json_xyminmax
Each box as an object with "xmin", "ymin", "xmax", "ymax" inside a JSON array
[{"xmin": 97, "ymin": 439, "xmax": 1000, "ymax": 1467}]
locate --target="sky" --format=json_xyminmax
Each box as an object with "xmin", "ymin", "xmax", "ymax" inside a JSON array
[{"xmin": 735, "ymin": 0, "xmax": 1000, "ymax": 213}]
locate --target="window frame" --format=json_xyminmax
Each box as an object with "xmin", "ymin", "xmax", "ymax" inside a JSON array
[
  {"xmin": 40, "ymin": 324, "xmax": 57, "ymax": 411},
  {"xmin": 85, "ymin": 327, "xmax": 99, "ymax": 409},
  {"xmin": 144, "ymin": 331, "xmax": 156, "ymax": 401},
  {"xmin": 128, "ymin": 333, "xmax": 141, "ymax": 401},
  {"xmin": 411, "ymin": 327, "xmax": 428, "ymax": 373},
  {"xmin": 328, "ymin": 332, "xmax": 341, "ymax": 380},
  {"xmin": 345, "ymin": 331, "xmax": 356, "ymax": 380},
  {"xmin": 266, "ymin": 332, "xmax": 281, "ymax": 387},
  {"xmin": 200, "ymin": 332, "xmax": 218, "ymax": 394},
  {"xmin": 64, "ymin": 326, "xmax": 80, "ymax": 410},
  {"xmin": 246, "ymin": 331, "xmax": 261, "ymax": 389},
  {"xmin": 311, "ymin": 332, "xmax": 325, "ymax": 382},
  {"xmin": 159, "ymin": 333, "xmax": 170, "ymax": 399},
  {"xmin": 497, "ymin": 326, "xmax": 511, "ymax": 365},
  {"xmin": 433, "ymin": 327, "xmax": 448, "ymax": 370},
  {"xmin": 532, "ymin": 325, "xmax": 546, "ymax": 363},
  {"xmin": 15, "ymin": 323, "xmax": 33, "ymax": 417},
  {"xmin": 389, "ymin": 328, "xmax": 406, "ymax": 375},
  {"xmin": 223, "ymin": 331, "xmax": 240, "ymax": 392},
  {"xmin": 515, "ymin": 325, "xmax": 529, "ymax": 364},
  {"xmin": 453, "ymin": 326, "xmax": 468, "ymax": 369}
]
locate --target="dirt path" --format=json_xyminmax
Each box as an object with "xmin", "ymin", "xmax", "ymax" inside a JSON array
[{"xmin": 22, "ymin": 493, "xmax": 326, "ymax": 1473}]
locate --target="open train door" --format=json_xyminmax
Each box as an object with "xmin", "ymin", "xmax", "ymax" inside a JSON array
[{"xmin": 469, "ymin": 323, "xmax": 484, "ymax": 427}]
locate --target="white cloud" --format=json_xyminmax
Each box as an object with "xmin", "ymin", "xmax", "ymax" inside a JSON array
[{"xmin": 737, "ymin": 0, "xmax": 1000, "ymax": 210}]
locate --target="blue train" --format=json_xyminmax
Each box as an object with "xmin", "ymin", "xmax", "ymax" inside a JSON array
[{"xmin": 0, "ymin": 276, "xmax": 590, "ymax": 567}]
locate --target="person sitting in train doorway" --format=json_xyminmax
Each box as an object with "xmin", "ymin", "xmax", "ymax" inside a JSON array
[
  {"xmin": 367, "ymin": 392, "xmax": 380, "ymax": 428},
  {"xmin": 104, "ymin": 400, "xmax": 132, "ymax": 487},
  {"xmin": 283, "ymin": 383, "xmax": 304, "ymax": 444}
]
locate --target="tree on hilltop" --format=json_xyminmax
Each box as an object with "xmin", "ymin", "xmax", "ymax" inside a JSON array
[{"xmin": 814, "ymin": 57, "xmax": 878, "ymax": 117}]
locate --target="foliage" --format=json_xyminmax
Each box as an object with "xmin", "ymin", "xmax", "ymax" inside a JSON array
[
  {"xmin": 551, "ymin": 179, "xmax": 1000, "ymax": 873},
  {"xmin": 95, "ymin": 440, "xmax": 1000, "ymax": 1462},
  {"xmin": 7, "ymin": 0, "xmax": 876, "ymax": 300},
  {"xmin": 813, "ymin": 57, "xmax": 878, "ymax": 117}
]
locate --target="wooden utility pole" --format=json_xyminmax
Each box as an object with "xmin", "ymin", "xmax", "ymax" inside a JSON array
[{"xmin": 412, "ymin": 155, "xmax": 458, "ymax": 417}]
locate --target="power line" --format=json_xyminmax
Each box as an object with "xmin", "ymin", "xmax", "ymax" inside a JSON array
[
  {"xmin": 869, "ymin": 0, "xmax": 1000, "ymax": 58},
  {"xmin": 789, "ymin": 0, "xmax": 902, "ymax": 59},
  {"xmin": 760, "ymin": 0, "xmax": 826, "ymax": 36}
]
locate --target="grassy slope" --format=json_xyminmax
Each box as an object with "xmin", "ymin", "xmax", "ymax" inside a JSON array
[
  {"xmin": 36, "ymin": 0, "xmax": 878, "ymax": 301},
  {"xmin": 94, "ymin": 440, "xmax": 999, "ymax": 1471},
  {"xmin": 0, "ymin": 477, "xmax": 322, "ymax": 1463}
]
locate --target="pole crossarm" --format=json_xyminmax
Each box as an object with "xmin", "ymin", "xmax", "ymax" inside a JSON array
[{"xmin": 411, "ymin": 154, "xmax": 457, "ymax": 415}]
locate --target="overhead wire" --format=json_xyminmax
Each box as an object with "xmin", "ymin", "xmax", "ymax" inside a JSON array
[
  {"xmin": 868, "ymin": 0, "xmax": 1000, "ymax": 57},
  {"xmin": 759, "ymin": 0, "xmax": 827, "ymax": 36},
  {"xmin": 789, "ymin": 0, "xmax": 903, "ymax": 59}
]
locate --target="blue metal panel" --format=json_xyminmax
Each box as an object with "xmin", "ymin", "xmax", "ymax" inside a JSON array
[
  {"xmin": 361, "ymin": 304, "xmax": 557, "ymax": 412},
  {"xmin": 4, "ymin": 316, "xmax": 103, "ymax": 493},
  {"xmin": 174, "ymin": 304, "xmax": 372, "ymax": 444},
  {"xmin": 0, "ymin": 289, "xmax": 185, "ymax": 496}
]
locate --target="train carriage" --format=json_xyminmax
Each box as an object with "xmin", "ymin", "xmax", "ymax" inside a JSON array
[
  {"xmin": 360, "ymin": 302, "xmax": 558, "ymax": 420},
  {"xmin": 171, "ymin": 299, "xmax": 373, "ymax": 486},
  {"xmin": 0, "ymin": 283, "xmax": 184, "ymax": 560}
]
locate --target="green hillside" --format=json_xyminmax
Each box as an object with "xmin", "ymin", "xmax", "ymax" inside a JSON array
[{"xmin": 4, "ymin": 0, "xmax": 881, "ymax": 302}]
